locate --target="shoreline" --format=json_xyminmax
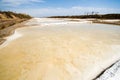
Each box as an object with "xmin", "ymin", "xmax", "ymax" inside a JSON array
[
  {"xmin": 92, "ymin": 19, "xmax": 120, "ymax": 26},
  {"xmin": 49, "ymin": 18, "xmax": 120, "ymax": 26},
  {"xmin": 0, "ymin": 30, "xmax": 22, "ymax": 48},
  {"xmin": 0, "ymin": 19, "xmax": 32, "ymax": 46}
]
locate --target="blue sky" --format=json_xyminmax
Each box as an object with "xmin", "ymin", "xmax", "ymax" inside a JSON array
[{"xmin": 0, "ymin": 0, "xmax": 120, "ymax": 17}]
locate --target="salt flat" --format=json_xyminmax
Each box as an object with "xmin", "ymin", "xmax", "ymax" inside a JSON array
[{"xmin": 0, "ymin": 18, "xmax": 120, "ymax": 80}]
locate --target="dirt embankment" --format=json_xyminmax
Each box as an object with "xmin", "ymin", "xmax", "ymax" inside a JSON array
[
  {"xmin": 0, "ymin": 19, "xmax": 30, "ymax": 45},
  {"xmin": 0, "ymin": 11, "xmax": 32, "ymax": 45},
  {"xmin": 92, "ymin": 19, "xmax": 120, "ymax": 25}
]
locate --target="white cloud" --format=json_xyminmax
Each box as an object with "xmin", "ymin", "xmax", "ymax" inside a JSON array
[
  {"xmin": 1, "ymin": 0, "xmax": 44, "ymax": 6},
  {"xmin": 12, "ymin": 6, "xmax": 120, "ymax": 17}
]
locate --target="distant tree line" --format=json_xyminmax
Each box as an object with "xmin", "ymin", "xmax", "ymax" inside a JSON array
[
  {"xmin": 49, "ymin": 14, "xmax": 120, "ymax": 19},
  {"xmin": 0, "ymin": 11, "xmax": 32, "ymax": 19}
]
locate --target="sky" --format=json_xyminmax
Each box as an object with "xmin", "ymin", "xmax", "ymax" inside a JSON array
[{"xmin": 0, "ymin": 0, "xmax": 120, "ymax": 17}]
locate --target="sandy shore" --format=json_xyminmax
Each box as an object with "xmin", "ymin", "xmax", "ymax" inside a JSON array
[{"xmin": 0, "ymin": 18, "xmax": 120, "ymax": 80}]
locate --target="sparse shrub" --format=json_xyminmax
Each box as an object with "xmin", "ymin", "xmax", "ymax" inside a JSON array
[
  {"xmin": 0, "ymin": 11, "xmax": 32, "ymax": 19},
  {"xmin": 49, "ymin": 14, "xmax": 120, "ymax": 19}
]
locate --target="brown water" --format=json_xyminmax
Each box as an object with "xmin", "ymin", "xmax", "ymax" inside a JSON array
[{"xmin": 0, "ymin": 18, "xmax": 120, "ymax": 80}]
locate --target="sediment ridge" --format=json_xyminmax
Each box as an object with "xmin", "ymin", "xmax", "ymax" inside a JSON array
[{"xmin": 0, "ymin": 11, "xmax": 32, "ymax": 44}]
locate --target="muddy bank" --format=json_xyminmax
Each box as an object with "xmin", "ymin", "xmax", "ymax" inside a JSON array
[
  {"xmin": 0, "ymin": 19, "xmax": 31, "ymax": 45},
  {"xmin": 92, "ymin": 19, "xmax": 120, "ymax": 25},
  {"xmin": 0, "ymin": 38, "xmax": 5, "ymax": 45}
]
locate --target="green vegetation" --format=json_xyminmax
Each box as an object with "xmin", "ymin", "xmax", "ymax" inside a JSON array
[{"xmin": 49, "ymin": 14, "xmax": 120, "ymax": 19}]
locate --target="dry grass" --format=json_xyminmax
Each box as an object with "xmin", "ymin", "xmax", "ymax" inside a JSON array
[
  {"xmin": 0, "ymin": 19, "xmax": 29, "ymax": 44},
  {"xmin": 0, "ymin": 19, "xmax": 26, "ymax": 30}
]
